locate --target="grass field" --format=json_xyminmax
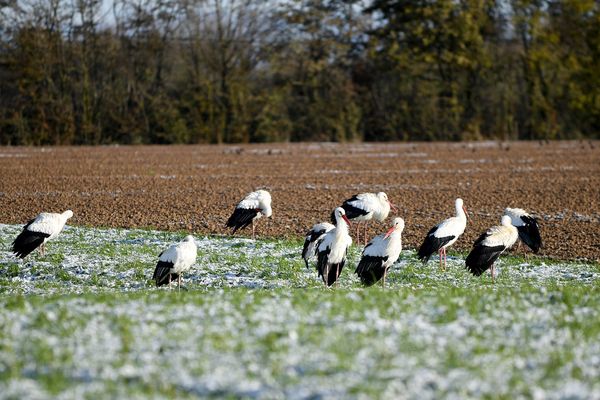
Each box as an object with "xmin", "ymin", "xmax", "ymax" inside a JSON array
[{"xmin": 1, "ymin": 224, "xmax": 599, "ymax": 399}]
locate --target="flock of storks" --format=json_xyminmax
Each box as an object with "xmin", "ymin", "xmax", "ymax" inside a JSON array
[{"xmin": 10, "ymin": 189, "xmax": 542, "ymax": 289}]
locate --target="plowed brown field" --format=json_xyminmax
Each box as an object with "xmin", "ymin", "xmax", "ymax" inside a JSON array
[{"xmin": 1, "ymin": 142, "xmax": 598, "ymax": 261}]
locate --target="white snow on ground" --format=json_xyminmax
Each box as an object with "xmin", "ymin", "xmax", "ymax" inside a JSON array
[
  {"xmin": 1, "ymin": 288, "xmax": 599, "ymax": 399},
  {"xmin": 0, "ymin": 224, "xmax": 599, "ymax": 399},
  {"xmin": 0, "ymin": 224, "xmax": 598, "ymax": 295}
]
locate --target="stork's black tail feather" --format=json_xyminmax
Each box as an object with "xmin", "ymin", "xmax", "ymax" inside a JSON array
[
  {"xmin": 317, "ymin": 249, "xmax": 345, "ymax": 286},
  {"xmin": 417, "ymin": 233, "xmax": 454, "ymax": 263},
  {"xmin": 11, "ymin": 230, "xmax": 50, "ymax": 259},
  {"xmin": 355, "ymin": 256, "xmax": 387, "ymax": 286},
  {"xmin": 153, "ymin": 261, "xmax": 179, "ymax": 286},
  {"xmin": 465, "ymin": 244, "xmax": 505, "ymax": 276},
  {"xmin": 226, "ymin": 208, "xmax": 259, "ymax": 233}
]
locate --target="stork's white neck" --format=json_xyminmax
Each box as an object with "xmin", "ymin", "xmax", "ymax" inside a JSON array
[
  {"xmin": 335, "ymin": 218, "xmax": 349, "ymax": 236},
  {"xmin": 388, "ymin": 229, "xmax": 402, "ymax": 239},
  {"xmin": 456, "ymin": 204, "xmax": 467, "ymax": 220}
]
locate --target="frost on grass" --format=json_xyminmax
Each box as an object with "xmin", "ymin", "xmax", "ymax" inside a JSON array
[
  {"xmin": 0, "ymin": 289, "xmax": 599, "ymax": 399},
  {"xmin": 0, "ymin": 224, "xmax": 317, "ymax": 295},
  {"xmin": 1, "ymin": 224, "xmax": 600, "ymax": 399},
  {"xmin": 0, "ymin": 224, "xmax": 598, "ymax": 295}
]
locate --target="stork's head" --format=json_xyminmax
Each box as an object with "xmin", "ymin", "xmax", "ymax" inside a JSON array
[
  {"xmin": 256, "ymin": 190, "xmax": 272, "ymax": 217},
  {"xmin": 333, "ymin": 207, "xmax": 351, "ymax": 227},
  {"xmin": 378, "ymin": 192, "xmax": 398, "ymax": 212},
  {"xmin": 262, "ymin": 205, "xmax": 273, "ymax": 218},
  {"xmin": 63, "ymin": 210, "xmax": 74, "ymax": 219},
  {"xmin": 455, "ymin": 198, "xmax": 469, "ymax": 221},
  {"xmin": 384, "ymin": 217, "xmax": 405, "ymax": 239}
]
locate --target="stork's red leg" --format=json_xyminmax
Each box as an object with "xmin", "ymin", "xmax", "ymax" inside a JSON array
[{"xmin": 442, "ymin": 247, "xmax": 446, "ymax": 270}]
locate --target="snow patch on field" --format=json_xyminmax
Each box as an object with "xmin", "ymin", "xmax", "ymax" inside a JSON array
[
  {"xmin": 0, "ymin": 224, "xmax": 599, "ymax": 398},
  {"xmin": 0, "ymin": 224, "xmax": 319, "ymax": 295},
  {"xmin": 0, "ymin": 224, "xmax": 598, "ymax": 296},
  {"xmin": 1, "ymin": 288, "xmax": 599, "ymax": 399}
]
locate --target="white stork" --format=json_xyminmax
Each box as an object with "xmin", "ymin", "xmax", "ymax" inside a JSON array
[
  {"xmin": 317, "ymin": 207, "xmax": 352, "ymax": 286},
  {"xmin": 226, "ymin": 189, "xmax": 272, "ymax": 239},
  {"xmin": 503, "ymin": 208, "xmax": 542, "ymax": 254},
  {"xmin": 12, "ymin": 210, "xmax": 73, "ymax": 259},
  {"xmin": 417, "ymin": 198, "xmax": 469, "ymax": 270},
  {"xmin": 333, "ymin": 192, "xmax": 397, "ymax": 245},
  {"xmin": 302, "ymin": 222, "xmax": 335, "ymax": 269},
  {"xmin": 355, "ymin": 217, "xmax": 404, "ymax": 288},
  {"xmin": 465, "ymin": 215, "xmax": 518, "ymax": 282},
  {"xmin": 152, "ymin": 235, "xmax": 197, "ymax": 289}
]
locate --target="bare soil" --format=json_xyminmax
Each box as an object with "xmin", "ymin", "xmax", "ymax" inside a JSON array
[{"xmin": 0, "ymin": 142, "xmax": 598, "ymax": 261}]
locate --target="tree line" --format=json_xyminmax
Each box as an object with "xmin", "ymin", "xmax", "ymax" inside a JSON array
[{"xmin": 0, "ymin": 0, "xmax": 598, "ymax": 145}]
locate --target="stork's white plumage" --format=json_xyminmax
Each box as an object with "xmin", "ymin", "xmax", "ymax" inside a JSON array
[
  {"xmin": 334, "ymin": 192, "xmax": 397, "ymax": 244},
  {"xmin": 317, "ymin": 207, "xmax": 352, "ymax": 286},
  {"xmin": 226, "ymin": 189, "xmax": 272, "ymax": 239},
  {"xmin": 152, "ymin": 235, "xmax": 197, "ymax": 288},
  {"xmin": 355, "ymin": 217, "xmax": 404, "ymax": 287},
  {"xmin": 503, "ymin": 207, "xmax": 542, "ymax": 254},
  {"xmin": 466, "ymin": 215, "xmax": 518, "ymax": 281},
  {"xmin": 12, "ymin": 210, "xmax": 73, "ymax": 259},
  {"xmin": 417, "ymin": 198, "xmax": 468, "ymax": 270},
  {"xmin": 302, "ymin": 222, "xmax": 335, "ymax": 269}
]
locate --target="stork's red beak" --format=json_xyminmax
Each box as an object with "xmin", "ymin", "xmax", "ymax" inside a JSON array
[
  {"xmin": 389, "ymin": 201, "xmax": 398, "ymax": 212},
  {"xmin": 384, "ymin": 226, "xmax": 395, "ymax": 239},
  {"xmin": 463, "ymin": 205, "xmax": 470, "ymax": 222},
  {"xmin": 342, "ymin": 215, "xmax": 351, "ymax": 227}
]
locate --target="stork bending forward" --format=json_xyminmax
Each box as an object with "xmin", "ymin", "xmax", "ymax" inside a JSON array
[
  {"xmin": 226, "ymin": 190, "xmax": 272, "ymax": 239},
  {"xmin": 12, "ymin": 210, "xmax": 73, "ymax": 259},
  {"xmin": 153, "ymin": 235, "xmax": 197, "ymax": 289}
]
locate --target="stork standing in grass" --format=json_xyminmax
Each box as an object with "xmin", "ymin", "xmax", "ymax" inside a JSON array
[
  {"xmin": 152, "ymin": 235, "xmax": 197, "ymax": 289},
  {"xmin": 465, "ymin": 215, "xmax": 518, "ymax": 282},
  {"xmin": 417, "ymin": 198, "xmax": 469, "ymax": 270},
  {"xmin": 355, "ymin": 217, "xmax": 404, "ymax": 288},
  {"xmin": 12, "ymin": 210, "xmax": 73, "ymax": 259},
  {"xmin": 302, "ymin": 222, "xmax": 335, "ymax": 269},
  {"xmin": 503, "ymin": 208, "xmax": 542, "ymax": 254},
  {"xmin": 333, "ymin": 192, "xmax": 397, "ymax": 245},
  {"xmin": 317, "ymin": 207, "xmax": 352, "ymax": 286},
  {"xmin": 226, "ymin": 189, "xmax": 272, "ymax": 239}
]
